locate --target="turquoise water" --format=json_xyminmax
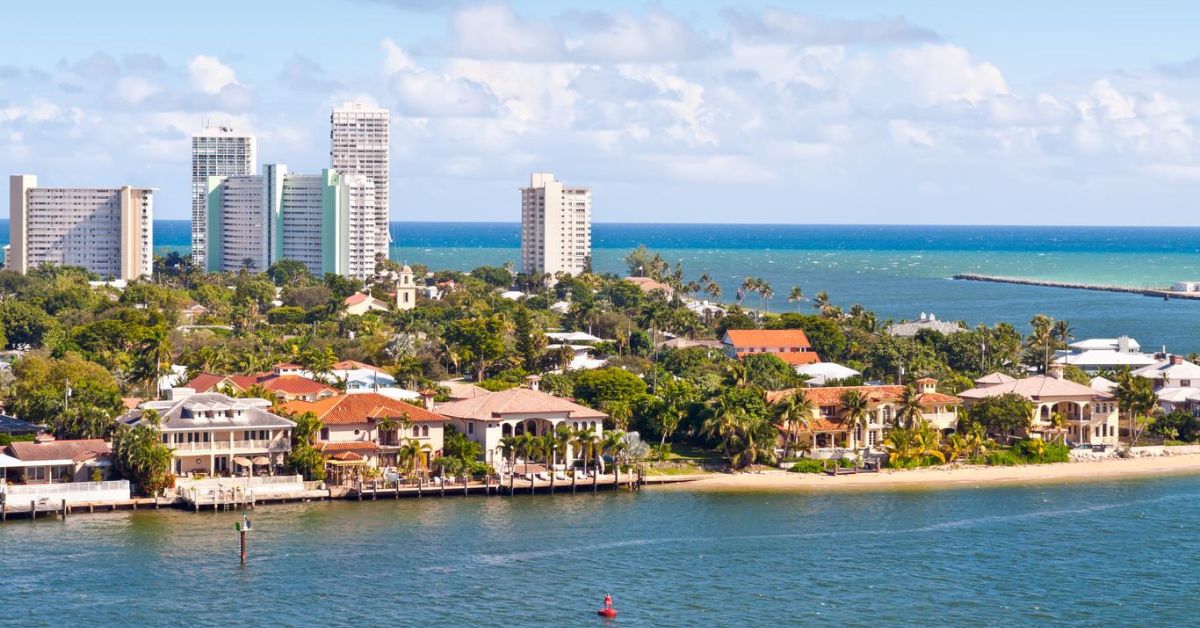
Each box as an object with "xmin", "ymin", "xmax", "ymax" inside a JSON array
[
  {"xmin": 4, "ymin": 220, "xmax": 1198, "ymax": 351},
  {"xmin": 3, "ymin": 477, "xmax": 1198, "ymax": 624}
]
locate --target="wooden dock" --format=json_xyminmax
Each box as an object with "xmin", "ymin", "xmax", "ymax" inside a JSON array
[
  {"xmin": 951, "ymin": 273, "xmax": 1200, "ymax": 300},
  {"xmin": 1, "ymin": 470, "xmax": 705, "ymax": 523}
]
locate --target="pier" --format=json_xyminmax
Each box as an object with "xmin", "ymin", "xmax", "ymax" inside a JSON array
[
  {"xmin": 951, "ymin": 273, "xmax": 1200, "ymax": 300},
  {"xmin": 1, "ymin": 470, "xmax": 700, "ymax": 522}
]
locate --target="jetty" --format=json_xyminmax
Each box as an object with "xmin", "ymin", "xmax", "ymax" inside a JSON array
[{"xmin": 952, "ymin": 273, "xmax": 1200, "ymax": 300}]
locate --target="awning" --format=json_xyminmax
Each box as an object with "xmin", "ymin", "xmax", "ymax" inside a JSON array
[
  {"xmin": 233, "ymin": 456, "xmax": 253, "ymax": 467},
  {"xmin": 251, "ymin": 456, "xmax": 270, "ymax": 465}
]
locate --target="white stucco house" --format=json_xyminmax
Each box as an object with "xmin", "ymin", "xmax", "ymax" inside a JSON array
[{"xmin": 435, "ymin": 387, "xmax": 607, "ymax": 471}]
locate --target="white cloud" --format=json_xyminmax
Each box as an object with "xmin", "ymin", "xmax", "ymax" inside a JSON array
[
  {"xmin": 723, "ymin": 8, "xmax": 939, "ymax": 46},
  {"xmin": 449, "ymin": 5, "xmax": 565, "ymax": 61},
  {"xmin": 115, "ymin": 76, "xmax": 160, "ymax": 104},
  {"xmin": 188, "ymin": 55, "xmax": 239, "ymax": 94}
]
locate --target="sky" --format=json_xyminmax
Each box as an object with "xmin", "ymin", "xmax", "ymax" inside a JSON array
[{"xmin": 3, "ymin": 0, "xmax": 1200, "ymax": 225}]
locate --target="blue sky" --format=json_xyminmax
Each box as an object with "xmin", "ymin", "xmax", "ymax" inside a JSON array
[{"xmin": 3, "ymin": 0, "xmax": 1200, "ymax": 225}]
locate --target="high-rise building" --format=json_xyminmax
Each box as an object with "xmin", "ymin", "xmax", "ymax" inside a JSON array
[
  {"xmin": 205, "ymin": 166, "xmax": 377, "ymax": 278},
  {"xmin": 330, "ymin": 102, "xmax": 390, "ymax": 261},
  {"xmin": 8, "ymin": 174, "xmax": 154, "ymax": 280},
  {"xmin": 192, "ymin": 125, "xmax": 256, "ymax": 266},
  {"xmin": 520, "ymin": 172, "xmax": 591, "ymax": 277}
]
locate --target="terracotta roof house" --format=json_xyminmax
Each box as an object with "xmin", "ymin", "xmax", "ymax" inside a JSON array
[
  {"xmin": 721, "ymin": 329, "xmax": 821, "ymax": 367},
  {"xmin": 436, "ymin": 387, "xmax": 606, "ymax": 471},
  {"xmin": 119, "ymin": 390, "xmax": 295, "ymax": 477},
  {"xmin": 957, "ymin": 365, "xmax": 1118, "ymax": 447},
  {"xmin": 185, "ymin": 367, "xmax": 338, "ymax": 403},
  {"xmin": 343, "ymin": 292, "xmax": 390, "ymax": 316},
  {"xmin": 280, "ymin": 393, "xmax": 447, "ymax": 470},
  {"xmin": 767, "ymin": 379, "xmax": 961, "ymax": 452},
  {"xmin": 624, "ymin": 276, "xmax": 674, "ymax": 297},
  {"xmin": 3, "ymin": 438, "xmax": 112, "ymax": 483}
]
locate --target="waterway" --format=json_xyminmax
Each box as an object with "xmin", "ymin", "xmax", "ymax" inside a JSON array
[{"xmin": 3, "ymin": 476, "xmax": 1197, "ymax": 625}]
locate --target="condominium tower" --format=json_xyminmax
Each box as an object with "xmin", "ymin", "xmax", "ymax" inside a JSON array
[
  {"xmin": 192, "ymin": 125, "xmax": 256, "ymax": 266},
  {"xmin": 8, "ymin": 175, "xmax": 153, "ymax": 280},
  {"xmin": 330, "ymin": 102, "xmax": 390, "ymax": 260},
  {"xmin": 205, "ymin": 165, "xmax": 378, "ymax": 278},
  {"xmin": 520, "ymin": 173, "xmax": 591, "ymax": 277}
]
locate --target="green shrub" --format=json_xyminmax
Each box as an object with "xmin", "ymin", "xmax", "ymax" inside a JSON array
[
  {"xmin": 986, "ymin": 450, "xmax": 1020, "ymax": 466},
  {"xmin": 836, "ymin": 457, "xmax": 855, "ymax": 469},
  {"xmin": 788, "ymin": 459, "xmax": 824, "ymax": 474}
]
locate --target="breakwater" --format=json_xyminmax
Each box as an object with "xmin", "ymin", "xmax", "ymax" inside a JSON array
[{"xmin": 952, "ymin": 273, "xmax": 1200, "ymax": 300}]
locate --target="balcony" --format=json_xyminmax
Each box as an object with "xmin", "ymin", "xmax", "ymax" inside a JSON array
[{"xmin": 170, "ymin": 438, "xmax": 290, "ymax": 453}]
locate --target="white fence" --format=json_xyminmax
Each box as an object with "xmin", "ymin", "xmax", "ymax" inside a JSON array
[
  {"xmin": 176, "ymin": 475, "xmax": 305, "ymax": 496},
  {"xmin": 1, "ymin": 480, "xmax": 131, "ymax": 507}
]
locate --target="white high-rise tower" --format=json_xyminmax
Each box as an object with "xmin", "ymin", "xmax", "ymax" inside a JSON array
[
  {"xmin": 192, "ymin": 125, "xmax": 256, "ymax": 266},
  {"xmin": 520, "ymin": 172, "xmax": 591, "ymax": 277},
  {"xmin": 331, "ymin": 102, "xmax": 390, "ymax": 264}
]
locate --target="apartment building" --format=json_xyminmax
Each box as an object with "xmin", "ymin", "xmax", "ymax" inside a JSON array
[
  {"xmin": 205, "ymin": 166, "xmax": 377, "ymax": 278},
  {"xmin": 192, "ymin": 125, "xmax": 256, "ymax": 266},
  {"xmin": 520, "ymin": 172, "xmax": 591, "ymax": 277},
  {"xmin": 331, "ymin": 102, "xmax": 390, "ymax": 260},
  {"xmin": 8, "ymin": 174, "xmax": 153, "ymax": 280}
]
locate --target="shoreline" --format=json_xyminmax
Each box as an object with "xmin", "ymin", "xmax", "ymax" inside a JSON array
[{"xmin": 646, "ymin": 453, "xmax": 1200, "ymax": 493}]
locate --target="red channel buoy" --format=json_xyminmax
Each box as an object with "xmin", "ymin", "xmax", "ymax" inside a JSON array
[{"xmin": 597, "ymin": 593, "xmax": 618, "ymax": 618}]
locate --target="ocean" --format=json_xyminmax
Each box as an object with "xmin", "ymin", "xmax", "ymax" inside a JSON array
[
  {"xmin": 3, "ymin": 220, "xmax": 1199, "ymax": 352},
  {"xmin": 3, "ymin": 478, "xmax": 1198, "ymax": 624}
]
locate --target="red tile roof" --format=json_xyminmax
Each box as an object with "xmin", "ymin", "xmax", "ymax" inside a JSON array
[
  {"xmin": 316, "ymin": 441, "xmax": 380, "ymax": 454},
  {"xmin": 186, "ymin": 372, "xmax": 337, "ymax": 398},
  {"xmin": 332, "ymin": 360, "xmax": 388, "ymax": 374},
  {"xmin": 344, "ymin": 292, "xmax": 370, "ymax": 305},
  {"xmin": 281, "ymin": 393, "xmax": 445, "ymax": 425},
  {"xmin": 769, "ymin": 351, "xmax": 822, "ymax": 366},
  {"xmin": 724, "ymin": 329, "xmax": 813, "ymax": 349}
]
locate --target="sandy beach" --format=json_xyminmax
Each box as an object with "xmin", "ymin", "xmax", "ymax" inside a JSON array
[{"xmin": 647, "ymin": 453, "xmax": 1200, "ymax": 493}]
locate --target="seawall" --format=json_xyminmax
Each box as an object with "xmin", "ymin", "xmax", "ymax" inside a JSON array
[{"xmin": 951, "ymin": 273, "xmax": 1200, "ymax": 300}]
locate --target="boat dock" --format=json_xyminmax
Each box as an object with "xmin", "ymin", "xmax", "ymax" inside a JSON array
[
  {"xmin": 1, "ymin": 471, "xmax": 703, "ymax": 521},
  {"xmin": 951, "ymin": 273, "xmax": 1200, "ymax": 300}
]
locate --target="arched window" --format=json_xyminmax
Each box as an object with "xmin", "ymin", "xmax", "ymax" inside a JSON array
[
  {"xmin": 412, "ymin": 426, "xmax": 420, "ymax": 437},
  {"xmin": 422, "ymin": 425, "xmax": 429, "ymax": 437},
  {"xmin": 502, "ymin": 423, "xmax": 512, "ymax": 436}
]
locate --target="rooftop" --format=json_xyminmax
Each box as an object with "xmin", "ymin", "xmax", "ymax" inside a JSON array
[
  {"xmin": 436, "ymin": 387, "xmax": 606, "ymax": 421},
  {"xmin": 280, "ymin": 393, "xmax": 445, "ymax": 426},
  {"xmin": 6, "ymin": 439, "xmax": 110, "ymax": 463},
  {"xmin": 959, "ymin": 375, "xmax": 1112, "ymax": 401},
  {"xmin": 723, "ymin": 329, "xmax": 814, "ymax": 349},
  {"xmin": 120, "ymin": 392, "xmax": 296, "ymax": 431}
]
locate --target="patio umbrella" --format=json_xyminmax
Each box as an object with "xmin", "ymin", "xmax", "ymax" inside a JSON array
[
  {"xmin": 251, "ymin": 456, "xmax": 270, "ymax": 465},
  {"xmin": 233, "ymin": 457, "xmax": 253, "ymax": 467}
]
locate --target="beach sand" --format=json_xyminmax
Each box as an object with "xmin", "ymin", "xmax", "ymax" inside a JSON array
[{"xmin": 647, "ymin": 453, "xmax": 1200, "ymax": 493}]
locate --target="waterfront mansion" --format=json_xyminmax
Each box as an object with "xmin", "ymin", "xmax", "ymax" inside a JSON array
[
  {"xmin": 118, "ymin": 389, "xmax": 295, "ymax": 477},
  {"xmin": 958, "ymin": 365, "xmax": 1120, "ymax": 447},
  {"xmin": 766, "ymin": 378, "xmax": 961, "ymax": 453}
]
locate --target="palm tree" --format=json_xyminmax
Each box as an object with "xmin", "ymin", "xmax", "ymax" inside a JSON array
[
  {"xmin": 723, "ymin": 360, "xmax": 749, "ymax": 387},
  {"xmin": 398, "ymin": 438, "xmax": 431, "ymax": 479},
  {"xmin": 883, "ymin": 426, "xmax": 916, "ymax": 467},
  {"xmin": 1114, "ymin": 368, "xmax": 1158, "ymax": 450},
  {"xmin": 702, "ymin": 395, "xmax": 745, "ymax": 464},
  {"xmin": 771, "ymin": 392, "xmax": 814, "ymax": 459},
  {"xmin": 1047, "ymin": 411, "xmax": 1069, "ymax": 444},
  {"xmin": 602, "ymin": 430, "xmax": 626, "ymax": 484},
  {"xmin": 896, "ymin": 385, "xmax": 924, "ymax": 429},
  {"xmin": 573, "ymin": 428, "xmax": 599, "ymax": 476},
  {"xmin": 739, "ymin": 277, "xmax": 757, "ymax": 305},
  {"xmin": 602, "ymin": 400, "xmax": 633, "ymax": 431},
  {"xmin": 839, "ymin": 390, "xmax": 870, "ymax": 456},
  {"xmin": 787, "ymin": 286, "xmax": 805, "ymax": 312},
  {"xmin": 943, "ymin": 432, "xmax": 969, "ymax": 463},
  {"xmin": 757, "ymin": 279, "xmax": 773, "ymax": 313},
  {"xmin": 912, "ymin": 419, "xmax": 945, "ymax": 464},
  {"xmin": 498, "ymin": 435, "xmax": 518, "ymax": 491}
]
